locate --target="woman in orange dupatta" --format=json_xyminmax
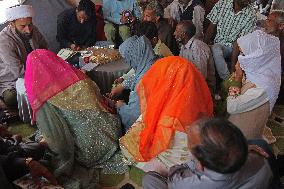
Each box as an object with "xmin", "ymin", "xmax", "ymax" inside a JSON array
[{"xmin": 120, "ymin": 56, "xmax": 213, "ymax": 173}]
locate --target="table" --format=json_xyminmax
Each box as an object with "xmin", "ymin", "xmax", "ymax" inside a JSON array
[
  {"xmin": 61, "ymin": 40, "xmax": 130, "ymax": 94},
  {"xmin": 16, "ymin": 78, "xmax": 34, "ymax": 125},
  {"xmin": 87, "ymin": 58, "xmax": 130, "ymax": 94}
]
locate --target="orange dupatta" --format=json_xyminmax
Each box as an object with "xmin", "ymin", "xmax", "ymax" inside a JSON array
[{"xmin": 135, "ymin": 56, "xmax": 213, "ymax": 161}]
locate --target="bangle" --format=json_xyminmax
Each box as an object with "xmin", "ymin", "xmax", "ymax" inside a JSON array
[{"xmin": 25, "ymin": 157, "xmax": 33, "ymax": 166}]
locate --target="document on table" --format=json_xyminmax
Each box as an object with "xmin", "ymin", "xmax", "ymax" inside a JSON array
[{"xmin": 57, "ymin": 48, "xmax": 75, "ymax": 60}]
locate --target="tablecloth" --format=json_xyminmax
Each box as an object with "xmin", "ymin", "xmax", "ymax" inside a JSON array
[{"xmin": 87, "ymin": 58, "xmax": 130, "ymax": 94}]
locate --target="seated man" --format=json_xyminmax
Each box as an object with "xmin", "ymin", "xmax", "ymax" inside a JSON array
[
  {"xmin": 205, "ymin": 0, "xmax": 256, "ymax": 80},
  {"xmin": 174, "ymin": 21, "xmax": 215, "ymax": 91},
  {"xmin": 0, "ymin": 5, "xmax": 47, "ymax": 107},
  {"xmin": 143, "ymin": 118, "xmax": 276, "ymax": 189},
  {"xmin": 0, "ymin": 125, "xmax": 57, "ymax": 188},
  {"xmin": 103, "ymin": 0, "xmax": 141, "ymax": 45},
  {"xmin": 164, "ymin": 0, "xmax": 205, "ymax": 39},
  {"xmin": 144, "ymin": 1, "xmax": 179, "ymax": 55},
  {"xmin": 56, "ymin": 0, "xmax": 96, "ymax": 50}
]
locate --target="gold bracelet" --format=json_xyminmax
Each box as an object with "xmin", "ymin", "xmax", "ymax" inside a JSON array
[{"xmin": 25, "ymin": 157, "xmax": 33, "ymax": 166}]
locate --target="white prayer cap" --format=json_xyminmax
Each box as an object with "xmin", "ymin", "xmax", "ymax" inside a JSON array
[{"xmin": 5, "ymin": 5, "xmax": 35, "ymax": 22}]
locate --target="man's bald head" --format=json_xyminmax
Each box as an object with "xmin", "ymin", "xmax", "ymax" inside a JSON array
[{"xmin": 188, "ymin": 118, "xmax": 248, "ymax": 174}]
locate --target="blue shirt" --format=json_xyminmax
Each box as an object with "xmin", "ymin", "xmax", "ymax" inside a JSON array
[{"xmin": 103, "ymin": 0, "xmax": 141, "ymax": 24}]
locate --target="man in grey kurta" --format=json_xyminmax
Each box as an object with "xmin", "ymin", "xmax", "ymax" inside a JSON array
[
  {"xmin": 142, "ymin": 118, "xmax": 276, "ymax": 189},
  {"xmin": 0, "ymin": 5, "xmax": 47, "ymax": 107}
]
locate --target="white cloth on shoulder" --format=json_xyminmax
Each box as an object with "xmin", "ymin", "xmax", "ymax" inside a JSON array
[
  {"xmin": 237, "ymin": 30, "xmax": 281, "ymax": 112},
  {"xmin": 5, "ymin": 5, "xmax": 35, "ymax": 22}
]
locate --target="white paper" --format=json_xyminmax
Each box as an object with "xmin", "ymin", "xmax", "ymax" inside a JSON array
[{"xmin": 57, "ymin": 49, "xmax": 74, "ymax": 60}]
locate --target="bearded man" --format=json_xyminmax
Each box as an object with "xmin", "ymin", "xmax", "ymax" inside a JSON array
[{"xmin": 0, "ymin": 5, "xmax": 47, "ymax": 107}]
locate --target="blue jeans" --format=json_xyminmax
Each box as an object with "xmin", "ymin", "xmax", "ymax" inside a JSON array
[{"xmin": 211, "ymin": 43, "xmax": 233, "ymax": 80}]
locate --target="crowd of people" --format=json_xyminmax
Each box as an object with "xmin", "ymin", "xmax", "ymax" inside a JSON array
[{"xmin": 0, "ymin": 0, "xmax": 284, "ymax": 188}]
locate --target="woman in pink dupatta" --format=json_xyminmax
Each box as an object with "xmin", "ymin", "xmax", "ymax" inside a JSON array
[{"xmin": 24, "ymin": 49, "xmax": 127, "ymax": 187}]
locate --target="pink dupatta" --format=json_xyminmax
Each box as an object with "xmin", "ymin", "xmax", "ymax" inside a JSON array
[{"xmin": 24, "ymin": 49, "xmax": 87, "ymax": 118}]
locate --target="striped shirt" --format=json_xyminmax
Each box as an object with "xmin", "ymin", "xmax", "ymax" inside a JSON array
[
  {"xmin": 180, "ymin": 37, "xmax": 210, "ymax": 78},
  {"xmin": 207, "ymin": 0, "xmax": 257, "ymax": 47}
]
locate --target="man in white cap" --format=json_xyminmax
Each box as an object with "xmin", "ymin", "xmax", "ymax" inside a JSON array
[{"xmin": 0, "ymin": 5, "xmax": 47, "ymax": 108}]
